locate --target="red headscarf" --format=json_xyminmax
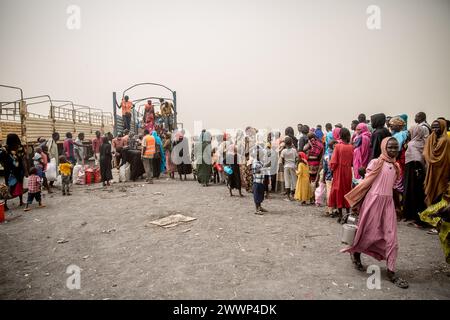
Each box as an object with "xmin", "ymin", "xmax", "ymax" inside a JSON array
[
  {"xmin": 299, "ymin": 151, "xmax": 308, "ymax": 163},
  {"xmin": 332, "ymin": 128, "xmax": 342, "ymax": 143}
]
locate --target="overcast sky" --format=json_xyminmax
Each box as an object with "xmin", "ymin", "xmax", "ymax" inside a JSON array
[{"xmin": 1, "ymin": 0, "xmax": 449, "ymax": 136}]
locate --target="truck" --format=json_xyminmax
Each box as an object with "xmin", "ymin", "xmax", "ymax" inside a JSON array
[{"xmin": 0, "ymin": 84, "xmax": 114, "ymax": 146}]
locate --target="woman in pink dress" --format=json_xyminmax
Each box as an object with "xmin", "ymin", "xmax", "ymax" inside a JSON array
[
  {"xmin": 352, "ymin": 123, "xmax": 371, "ymax": 179},
  {"xmin": 343, "ymin": 137, "xmax": 409, "ymax": 289},
  {"xmin": 143, "ymin": 100, "xmax": 155, "ymax": 133}
]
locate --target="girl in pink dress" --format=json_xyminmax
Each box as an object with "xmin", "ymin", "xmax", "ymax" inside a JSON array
[{"xmin": 343, "ymin": 137, "xmax": 409, "ymax": 289}]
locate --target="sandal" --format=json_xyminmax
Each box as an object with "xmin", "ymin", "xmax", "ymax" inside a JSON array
[
  {"xmin": 427, "ymin": 229, "xmax": 439, "ymax": 235},
  {"xmin": 407, "ymin": 222, "xmax": 424, "ymax": 229},
  {"xmin": 389, "ymin": 275, "xmax": 409, "ymax": 289},
  {"xmin": 329, "ymin": 211, "xmax": 338, "ymax": 218},
  {"xmin": 350, "ymin": 254, "xmax": 365, "ymax": 271}
]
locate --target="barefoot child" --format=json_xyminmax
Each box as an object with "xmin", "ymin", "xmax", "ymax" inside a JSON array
[
  {"xmin": 24, "ymin": 167, "xmax": 45, "ymax": 211},
  {"xmin": 294, "ymin": 152, "xmax": 311, "ymax": 204},
  {"xmin": 58, "ymin": 156, "xmax": 72, "ymax": 196}
]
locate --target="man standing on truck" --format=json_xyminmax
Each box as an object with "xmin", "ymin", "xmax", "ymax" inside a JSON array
[
  {"xmin": 159, "ymin": 98, "xmax": 175, "ymax": 132},
  {"xmin": 119, "ymin": 96, "xmax": 134, "ymax": 131}
]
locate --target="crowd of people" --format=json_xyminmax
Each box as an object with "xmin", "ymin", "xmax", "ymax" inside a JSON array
[
  {"xmin": 190, "ymin": 112, "xmax": 450, "ymax": 289},
  {"xmin": 1, "ymin": 110, "xmax": 449, "ymax": 289}
]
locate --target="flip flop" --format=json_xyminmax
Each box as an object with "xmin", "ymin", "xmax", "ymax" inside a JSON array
[{"xmin": 389, "ymin": 276, "xmax": 409, "ymax": 289}]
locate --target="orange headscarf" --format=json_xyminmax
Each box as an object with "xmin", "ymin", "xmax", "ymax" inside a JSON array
[
  {"xmin": 345, "ymin": 137, "xmax": 400, "ymax": 208},
  {"xmin": 423, "ymin": 119, "xmax": 450, "ymax": 206}
]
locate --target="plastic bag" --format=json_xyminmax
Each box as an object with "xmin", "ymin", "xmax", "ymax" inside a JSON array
[
  {"xmin": 46, "ymin": 159, "xmax": 57, "ymax": 181},
  {"xmin": 73, "ymin": 165, "xmax": 82, "ymax": 182},
  {"xmin": 112, "ymin": 168, "xmax": 120, "ymax": 184},
  {"xmin": 23, "ymin": 176, "xmax": 29, "ymax": 190},
  {"xmin": 119, "ymin": 163, "xmax": 130, "ymax": 182},
  {"xmin": 315, "ymin": 182, "xmax": 326, "ymax": 206},
  {"xmin": 76, "ymin": 168, "xmax": 86, "ymax": 185},
  {"xmin": 54, "ymin": 175, "xmax": 62, "ymax": 188}
]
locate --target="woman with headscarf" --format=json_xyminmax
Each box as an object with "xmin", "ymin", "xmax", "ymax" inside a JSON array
[
  {"xmin": 403, "ymin": 125, "xmax": 427, "ymax": 225},
  {"xmin": 163, "ymin": 132, "xmax": 175, "ymax": 179},
  {"xmin": 419, "ymin": 183, "xmax": 450, "ymax": 263},
  {"xmin": 143, "ymin": 100, "xmax": 156, "ymax": 133},
  {"xmin": 353, "ymin": 123, "xmax": 372, "ymax": 179},
  {"xmin": 269, "ymin": 131, "xmax": 285, "ymax": 194},
  {"xmin": 99, "ymin": 136, "xmax": 113, "ymax": 186},
  {"xmin": 196, "ymin": 130, "xmax": 212, "ymax": 186},
  {"xmin": 328, "ymin": 128, "xmax": 353, "ymax": 222},
  {"xmin": 151, "ymin": 131, "xmax": 165, "ymax": 179},
  {"xmin": 1, "ymin": 134, "xmax": 29, "ymax": 210},
  {"xmin": 304, "ymin": 132, "xmax": 324, "ymax": 186},
  {"xmin": 343, "ymin": 137, "xmax": 408, "ymax": 289},
  {"xmin": 224, "ymin": 141, "xmax": 243, "ymax": 197},
  {"xmin": 332, "ymin": 127, "xmax": 342, "ymax": 144},
  {"xmin": 234, "ymin": 130, "xmax": 247, "ymax": 191},
  {"xmin": 173, "ymin": 130, "xmax": 192, "ymax": 181},
  {"xmin": 218, "ymin": 133, "xmax": 232, "ymax": 184},
  {"xmin": 423, "ymin": 119, "xmax": 450, "ymax": 207},
  {"xmin": 370, "ymin": 113, "xmax": 391, "ymax": 160},
  {"xmin": 242, "ymin": 127, "xmax": 257, "ymax": 192},
  {"xmin": 315, "ymin": 125, "xmax": 324, "ymax": 142},
  {"xmin": 389, "ymin": 117, "xmax": 409, "ymax": 179}
]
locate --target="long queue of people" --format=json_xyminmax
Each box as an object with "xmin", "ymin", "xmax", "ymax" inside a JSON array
[{"xmin": 191, "ymin": 112, "xmax": 450, "ymax": 289}]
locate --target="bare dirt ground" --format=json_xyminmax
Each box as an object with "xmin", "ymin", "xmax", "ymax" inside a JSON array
[{"xmin": 1, "ymin": 174, "xmax": 449, "ymax": 300}]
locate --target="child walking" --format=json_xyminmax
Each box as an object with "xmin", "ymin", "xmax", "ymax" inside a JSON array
[
  {"xmin": 294, "ymin": 152, "xmax": 311, "ymax": 204},
  {"xmin": 24, "ymin": 167, "xmax": 46, "ymax": 211},
  {"xmin": 252, "ymin": 145, "xmax": 268, "ymax": 215},
  {"xmin": 342, "ymin": 137, "xmax": 409, "ymax": 289},
  {"xmin": 280, "ymin": 136, "xmax": 298, "ymax": 200},
  {"xmin": 58, "ymin": 155, "xmax": 72, "ymax": 196}
]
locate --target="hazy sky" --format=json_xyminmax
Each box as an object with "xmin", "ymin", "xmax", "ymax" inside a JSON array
[{"xmin": 1, "ymin": 0, "xmax": 449, "ymax": 136}]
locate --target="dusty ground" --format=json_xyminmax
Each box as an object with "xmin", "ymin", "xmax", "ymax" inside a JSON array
[{"xmin": 0, "ymin": 174, "xmax": 449, "ymax": 300}]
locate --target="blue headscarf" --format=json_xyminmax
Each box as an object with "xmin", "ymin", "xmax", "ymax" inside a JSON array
[
  {"xmin": 325, "ymin": 131, "xmax": 333, "ymax": 156},
  {"xmin": 315, "ymin": 128, "xmax": 324, "ymax": 140},
  {"xmin": 399, "ymin": 114, "xmax": 408, "ymax": 130},
  {"xmin": 152, "ymin": 131, "xmax": 166, "ymax": 172}
]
